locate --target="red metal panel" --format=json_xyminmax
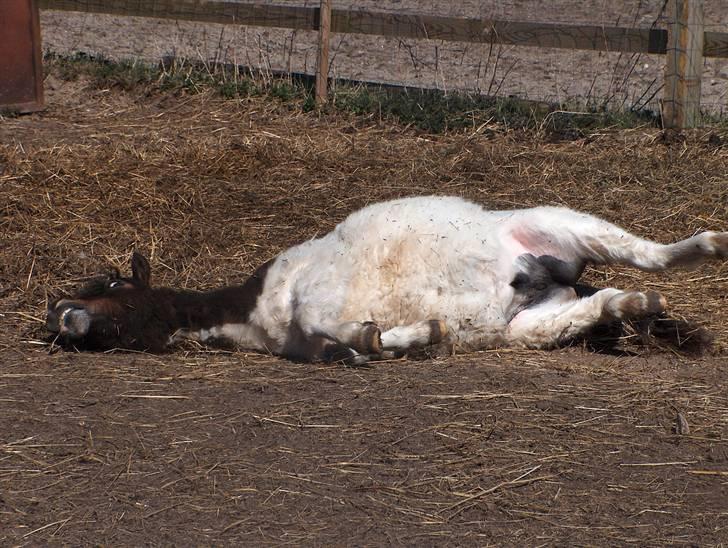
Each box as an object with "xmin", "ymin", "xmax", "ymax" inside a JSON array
[{"xmin": 0, "ymin": 0, "xmax": 44, "ymax": 113}]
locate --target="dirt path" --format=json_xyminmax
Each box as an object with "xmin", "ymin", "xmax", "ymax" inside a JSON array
[{"xmin": 3, "ymin": 349, "xmax": 728, "ymax": 545}]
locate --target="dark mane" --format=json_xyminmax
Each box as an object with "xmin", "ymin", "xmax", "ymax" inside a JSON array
[{"xmin": 76, "ymin": 276, "xmax": 114, "ymax": 299}]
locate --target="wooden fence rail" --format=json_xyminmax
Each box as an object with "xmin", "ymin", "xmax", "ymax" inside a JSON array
[{"xmin": 38, "ymin": 0, "xmax": 724, "ymax": 128}]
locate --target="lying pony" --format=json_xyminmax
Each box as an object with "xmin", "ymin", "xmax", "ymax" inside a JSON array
[{"xmin": 47, "ymin": 196, "xmax": 727, "ymax": 364}]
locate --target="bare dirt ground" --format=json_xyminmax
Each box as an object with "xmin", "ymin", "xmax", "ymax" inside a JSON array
[
  {"xmin": 39, "ymin": 1, "xmax": 728, "ymax": 114},
  {"xmin": 1, "ymin": 66, "xmax": 728, "ymax": 544}
]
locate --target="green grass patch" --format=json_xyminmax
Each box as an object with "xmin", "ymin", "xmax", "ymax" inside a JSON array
[
  {"xmin": 44, "ymin": 53, "xmax": 660, "ymax": 133},
  {"xmin": 331, "ymin": 84, "xmax": 659, "ymax": 133},
  {"xmin": 48, "ymin": 52, "xmax": 158, "ymax": 91}
]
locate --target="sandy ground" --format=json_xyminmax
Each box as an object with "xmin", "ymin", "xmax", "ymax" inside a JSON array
[{"xmin": 38, "ymin": 1, "xmax": 728, "ymax": 114}]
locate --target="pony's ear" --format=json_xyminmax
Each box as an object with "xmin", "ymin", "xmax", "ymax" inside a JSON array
[{"xmin": 131, "ymin": 252, "xmax": 151, "ymax": 287}]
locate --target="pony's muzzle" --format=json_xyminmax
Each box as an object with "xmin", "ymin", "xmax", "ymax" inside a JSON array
[{"xmin": 47, "ymin": 300, "xmax": 91, "ymax": 338}]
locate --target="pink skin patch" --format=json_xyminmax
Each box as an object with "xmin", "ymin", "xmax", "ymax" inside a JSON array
[
  {"xmin": 510, "ymin": 226, "xmax": 579, "ymax": 265},
  {"xmin": 510, "ymin": 226, "xmax": 550, "ymax": 256}
]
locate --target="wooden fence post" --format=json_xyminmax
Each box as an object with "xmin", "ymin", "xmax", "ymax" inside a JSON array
[
  {"xmin": 315, "ymin": 0, "xmax": 332, "ymax": 105},
  {"xmin": 662, "ymin": 0, "xmax": 704, "ymax": 129}
]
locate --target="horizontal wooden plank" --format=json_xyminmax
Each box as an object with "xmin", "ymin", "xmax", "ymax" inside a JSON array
[
  {"xmin": 38, "ymin": 0, "xmax": 319, "ymax": 30},
  {"xmin": 332, "ymin": 11, "xmax": 667, "ymax": 55},
  {"xmin": 38, "ymin": 0, "xmax": 728, "ymax": 58},
  {"xmin": 705, "ymin": 31, "xmax": 728, "ymax": 58}
]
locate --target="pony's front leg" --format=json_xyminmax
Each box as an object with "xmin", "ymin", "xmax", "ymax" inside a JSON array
[
  {"xmin": 305, "ymin": 318, "xmax": 450, "ymax": 358},
  {"xmin": 279, "ymin": 321, "xmax": 372, "ymax": 366},
  {"xmin": 380, "ymin": 320, "xmax": 449, "ymax": 352},
  {"xmin": 287, "ymin": 318, "xmax": 450, "ymax": 364}
]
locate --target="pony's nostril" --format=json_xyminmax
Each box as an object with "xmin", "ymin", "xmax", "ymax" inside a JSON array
[
  {"xmin": 47, "ymin": 303, "xmax": 91, "ymax": 338},
  {"xmin": 58, "ymin": 307, "xmax": 75, "ymax": 329},
  {"xmin": 60, "ymin": 308, "xmax": 91, "ymax": 338}
]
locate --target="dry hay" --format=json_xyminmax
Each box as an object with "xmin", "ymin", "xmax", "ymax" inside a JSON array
[{"xmin": 1, "ymin": 69, "xmax": 727, "ymax": 544}]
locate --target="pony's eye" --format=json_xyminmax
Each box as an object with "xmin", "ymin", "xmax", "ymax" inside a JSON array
[{"xmin": 108, "ymin": 280, "xmax": 124, "ymax": 289}]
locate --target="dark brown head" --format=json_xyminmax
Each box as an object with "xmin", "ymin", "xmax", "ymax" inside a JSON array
[{"xmin": 46, "ymin": 252, "xmax": 170, "ymax": 351}]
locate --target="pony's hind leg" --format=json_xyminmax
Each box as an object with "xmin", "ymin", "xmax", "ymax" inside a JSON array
[
  {"xmin": 655, "ymin": 232, "xmax": 728, "ymax": 269},
  {"xmin": 588, "ymin": 230, "xmax": 728, "ymax": 271},
  {"xmin": 506, "ymin": 287, "xmax": 667, "ymax": 349},
  {"xmin": 513, "ymin": 208, "xmax": 728, "ymax": 272}
]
